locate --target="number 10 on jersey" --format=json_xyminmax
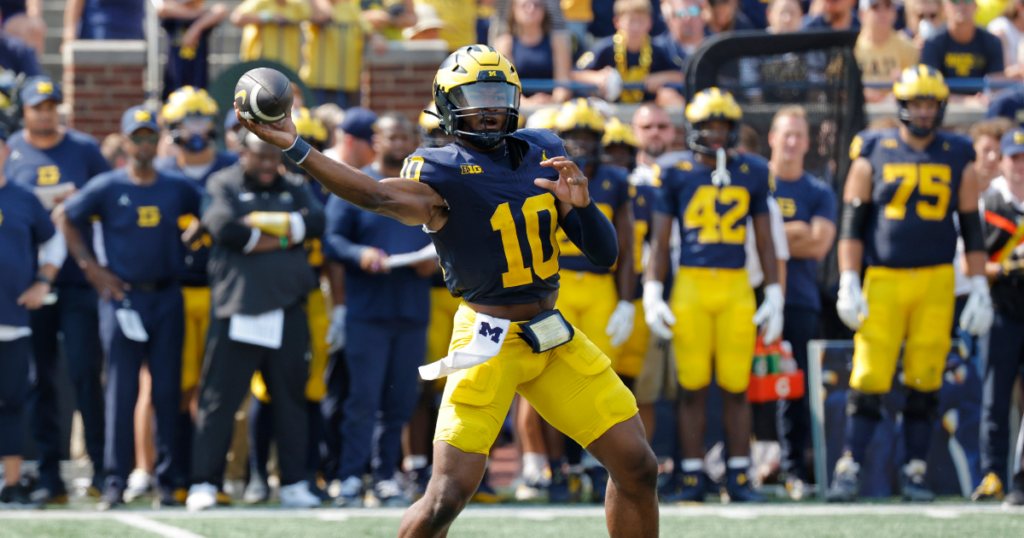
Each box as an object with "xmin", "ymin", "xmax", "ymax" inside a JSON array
[{"xmin": 490, "ymin": 193, "xmax": 560, "ymax": 288}]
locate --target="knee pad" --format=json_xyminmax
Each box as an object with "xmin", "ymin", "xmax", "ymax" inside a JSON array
[
  {"xmin": 846, "ymin": 390, "xmax": 883, "ymax": 421},
  {"xmin": 904, "ymin": 389, "xmax": 939, "ymax": 422}
]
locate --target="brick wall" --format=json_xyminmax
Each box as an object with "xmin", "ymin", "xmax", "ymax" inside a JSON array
[
  {"xmin": 362, "ymin": 41, "xmax": 449, "ymax": 122},
  {"xmin": 63, "ymin": 41, "xmax": 147, "ymax": 140}
]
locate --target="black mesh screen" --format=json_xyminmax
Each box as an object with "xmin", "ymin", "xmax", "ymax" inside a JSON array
[{"xmin": 685, "ymin": 30, "xmax": 867, "ymax": 290}]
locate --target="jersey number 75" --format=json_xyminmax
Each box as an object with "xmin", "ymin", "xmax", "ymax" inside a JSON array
[
  {"xmin": 881, "ymin": 163, "xmax": 951, "ymax": 221},
  {"xmin": 490, "ymin": 193, "xmax": 560, "ymax": 288}
]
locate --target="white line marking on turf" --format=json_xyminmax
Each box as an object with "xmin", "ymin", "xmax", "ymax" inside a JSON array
[
  {"xmin": 113, "ymin": 514, "xmax": 209, "ymax": 538},
  {"xmin": 717, "ymin": 509, "xmax": 757, "ymax": 519},
  {"xmin": 924, "ymin": 509, "xmax": 960, "ymax": 519}
]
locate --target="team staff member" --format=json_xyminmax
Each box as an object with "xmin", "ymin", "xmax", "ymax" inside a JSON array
[
  {"xmin": 766, "ymin": 105, "xmax": 838, "ymax": 496},
  {"xmin": 153, "ymin": 86, "xmax": 239, "ymax": 501},
  {"xmin": 645, "ymin": 88, "xmax": 785, "ymax": 503},
  {"xmin": 186, "ymin": 133, "xmax": 325, "ymax": 511},
  {"xmin": 239, "ymin": 45, "xmax": 658, "ymax": 536},
  {"xmin": 0, "ymin": 132, "xmax": 65, "ymax": 508},
  {"xmin": 57, "ymin": 107, "xmax": 202, "ymax": 509},
  {"xmin": 975, "ymin": 128, "xmax": 1024, "ymax": 502},
  {"xmin": 325, "ymin": 113, "xmax": 433, "ymax": 507},
  {"xmin": 828, "ymin": 66, "xmax": 993, "ymax": 502},
  {"xmin": 4, "ymin": 77, "xmax": 111, "ymax": 503}
]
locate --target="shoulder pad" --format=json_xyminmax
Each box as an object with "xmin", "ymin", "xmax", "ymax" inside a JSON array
[
  {"xmin": 514, "ymin": 127, "xmax": 563, "ymax": 149},
  {"xmin": 849, "ymin": 129, "xmax": 887, "ymax": 160}
]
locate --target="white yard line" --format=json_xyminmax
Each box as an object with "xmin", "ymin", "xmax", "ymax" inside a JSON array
[{"xmin": 113, "ymin": 514, "xmax": 210, "ymax": 538}]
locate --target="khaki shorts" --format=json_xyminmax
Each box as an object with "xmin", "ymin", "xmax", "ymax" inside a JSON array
[{"xmin": 634, "ymin": 333, "xmax": 677, "ymax": 404}]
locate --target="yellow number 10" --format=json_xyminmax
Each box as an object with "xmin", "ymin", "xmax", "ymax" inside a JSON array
[
  {"xmin": 881, "ymin": 163, "xmax": 951, "ymax": 221},
  {"xmin": 490, "ymin": 194, "xmax": 560, "ymax": 288}
]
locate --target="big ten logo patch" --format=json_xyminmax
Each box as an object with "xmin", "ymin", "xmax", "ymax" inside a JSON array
[
  {"xmin": 37, "ymin": 165, "xmax": 60, "ymax": 186},
  {"xmin": 137, "ymin": 206, "xmax": 161, "ymax": 227},
  {"xmin": 460, "ymin": 164, "xmax": 483, "ymax": 175}
]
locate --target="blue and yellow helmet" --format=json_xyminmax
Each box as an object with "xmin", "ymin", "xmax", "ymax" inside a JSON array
[
  {"xmin": 419, "ymin": 102, "xmax": 454, "ymax": 148},
  {"xmin": 433, "ymin": 45, "xmax": 522, "ymax": 149},
  {"xmin": 163, "ymin": 86, "xmax": 219, "ymax": 151},
  {"xmin": 554, "ymin": 98, "xmax": 606, "ymax": 134},
  {"xmin": 684, "ymin": 87, "xmax": 743, "ymax": 154},
  {"xmin": 292, "ymin": 107, "xmax": 329, "ymax": 150},
  {"xmin": 893, "ymin": 65, "xmax": 949, "ymax": 137},
  {"xmin": 602, "ymin": 117, "xmax": 637, "ymax": 148}
]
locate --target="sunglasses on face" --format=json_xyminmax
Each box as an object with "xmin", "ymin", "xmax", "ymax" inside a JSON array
[
  {"xmin": 130, "ymin": 133, "xmax": 160, "ymax": 145},
  {"xmin": 674, "ymin": 5, "xmax": 702, "ymax": 18}
]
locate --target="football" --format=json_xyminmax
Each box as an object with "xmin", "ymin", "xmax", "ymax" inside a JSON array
[{"xmin": 234, "ymin": 67, "xmax": 294, "ymax": 124}]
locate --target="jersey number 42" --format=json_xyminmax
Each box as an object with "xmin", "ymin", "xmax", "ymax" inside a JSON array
[{"xmin": 684, "ymin": 185, "xmax": 749, "ymax": 244}]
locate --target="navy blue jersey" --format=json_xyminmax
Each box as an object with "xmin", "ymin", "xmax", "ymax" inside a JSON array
[
  {"xmin": 773, "ymin": 172, "xmax": 837, "ymax": 311},
  {"xmin": 921, "ymin": 26, "xmax": 1003, "ymax": 83},
  {"xmin": 0, "ymin": 34, "xmax": 40, "ymax": 77},
  {"xmin": 985, "ymin": 86, "xmax": 1024, "ymax": 127},
  {"xmin": 63, "ymin": 169, "xmax": 202, "ymax": 283},
  {"xmin": 0, "ymin": 180, "xmax": 55, "ymax": 327},
  {"xmin": 79, "ymin": 0, "xmax": 145, "ymax": 40},
  {"xmin": 5, "ymin": 129, "xmax": 110, "ymax": 287},
  {"xmin": 653, "ymin": 151, "xmax": 771, "ymax": 269},
  {"xmin": 557, "ymin": 164, "xmax": 629, "ymax": 274},
  {"xmin": 407, "ymin": 129, "xmax": 568, "ymax": 305},
  {"xmin": 154, "ymin": 151, "xmax": 238, "ymax": 286},
  {"xmin": 630, "ymin": 180, "xmax": 657, "ymax": 300},
  {"xmin": 323, "ymin": 165, "xmax": 432, "ymax": 323},
  {"xmin": 851, "ymin": 128, "xmax": 975, "ymax": 268}
]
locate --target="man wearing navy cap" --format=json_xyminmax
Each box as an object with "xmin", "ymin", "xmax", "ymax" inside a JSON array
[
  {"xmin": 4, "ymin": 76, "xmax": 110, "ymax": 503},
  {"xmin": 0, "ymin": 129, "xmax": 66, "ymax": 508},
  {"xmin": 56, "ymin": 106, "xmax": 202, "ymax": 509},
  {"xmin": 323, "ymin": 107, "xmax": 377, "ymax": 170},
  {"xmin": 976, "ymin": 128, "xmax": 1024, "ymax": 505}
]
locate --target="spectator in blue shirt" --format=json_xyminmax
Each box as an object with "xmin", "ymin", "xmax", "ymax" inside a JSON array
[
  {"xmin": 0, "ymin": 16, "xmax": 39, "ymax": 77},
  {"xmin": 802, "ymin": 0, "xmax": 860, "ymax": 30},
  {"xmin": 0, "ymin": 0, "xmax": 44, "ymax": 53},
  {"xmin": 987, "ymin": 78, "xmax": 1024, "ymax": 126},
  {"xmin": 324, "ymin": 113, "xmax": 434, "ymax": 508},
  {"xmin": 704, "ymin": 0, "xmax": 757, "ymax": 34},
  {"xmin": 921, "ymin": 0, "xmax": 1004, "ymax": 86},
  {"xmin": 494, "ymin": 0, "xmax": 574, "ymax": 104},
  {"xmin": 64, "ymin": 0, "xmax": 146, "ymax": 44},
  {"xmin": 656, "ymin": 0, "xmax": 705, "ymax": 68}
]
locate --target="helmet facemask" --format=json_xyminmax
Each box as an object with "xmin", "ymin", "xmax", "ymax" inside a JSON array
[
  {"xmin": 171, "ymin": 115, "xmax": 216, "ymax": 153},
  {"xmin": 436, "ymin": 81, "xmax": 520, "ymax": 150},
  {"xmin": 561, "ymin": 128, "xmax": 602, "ymax": 170},
  {"xmin": 687, "ymin": 118, "xmax": 739, "ymax": 156}
]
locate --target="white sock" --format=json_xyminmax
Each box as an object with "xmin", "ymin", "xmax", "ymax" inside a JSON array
[
  {"xmin": 403, "ymin": 455, "xmax": 428, "ymax": 472},
  {"xmin": 727, "ymin": 457, "xmax": 751, "ymax": 470},
  {"xmin": 681, "ymin": 458, "xmax": 703, "ymax": 473},
  {"xmin": 522, "ymin": 452, "xmax": 547, "ymax": 483}
]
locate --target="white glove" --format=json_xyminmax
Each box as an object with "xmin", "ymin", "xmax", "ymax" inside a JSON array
[
  {"xmin": 960, "ymin": 275, "xmax": 994, "ymax": 336},
  {"xmin": 753, "ymin": 283, "xmax": 785, "ymax": 344},
  {"xmin": 836, "ymin": 270, "xmax": 868, "ymax": 331},
  {"xmin": 606, "ymin": 300, "xmax": 636, "ymax": 348},
  {"xmin": 326, "ymin": 305, "xmax": 346, "ymax": 354},
  {"xmin": 643, "ymin": 281, "xmax": 676, "ymax": 340}
]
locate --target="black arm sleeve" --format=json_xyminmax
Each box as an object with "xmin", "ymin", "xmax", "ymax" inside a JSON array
[
  {"xmin": 960, "ymin": 210, "xmax": 985, "ymax": 252},
  {"xmin": 838, "ymin": 200, "xmax": 870, "ymax": 241},
  {"xmin": 560, "ymin": 201, "xmax": 619, "ymax": 267}
]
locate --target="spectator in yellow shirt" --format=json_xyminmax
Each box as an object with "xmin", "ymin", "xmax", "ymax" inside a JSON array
[
  {"xmin": 303, "ymin": 0, "xmax": 387, "ymax": 108},
  {"xmin": 231, "ymin": 0, "xmax": 311, "ymax": 74},
  {"xmin": 414, "ymin": 0, "xmax": 480, "ymax": 50},
  {"xmin": 855, "ymin": 0, "xmax": 919, "ymax": 102},
  {"xmin": 362, "ymin": 0, "xmax": 417, "ymax": 40}
]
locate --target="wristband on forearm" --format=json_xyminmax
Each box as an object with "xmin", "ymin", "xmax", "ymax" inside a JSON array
[{"xmin": 284, "ymin": 136, "xmax": 312, "ymax": 164}]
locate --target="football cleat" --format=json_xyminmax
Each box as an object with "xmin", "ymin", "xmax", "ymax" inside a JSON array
[
  {"xmin": 900, "ymin": 460, "xmax": 935, "ymax": 502},
  {"xmin": 661, "ymin": 471, "xmax": 706, "ymax": 503},
  {"xmin": 470, "ymin": 481, "xmax": 502, "ymax": 504},
  {"xmin": 1003, "ymin": 488, "xmax": 1024, "ymax": 507},
  {"xmin": 97, "ymin": 483, "xmax": 125, "ymax": 511},
  {"xmin": 972, "ymin": 472, "xmax": 1004, "ymax": 501},
  {"xmin": 826, "ymin": 456, "xmax": 860, "ymax": 503},
  {"xmin": 724, "ymin": 468, "xmax": 767, "ymax": 503},
  {"xmin": 333, "ymin": 476, "xmax": 364, "ymax": 508}
]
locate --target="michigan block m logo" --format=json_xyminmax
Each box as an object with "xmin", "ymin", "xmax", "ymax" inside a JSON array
[{"xmin": 479, "ymin": 322, "xmax": 504, "ymax": 343}]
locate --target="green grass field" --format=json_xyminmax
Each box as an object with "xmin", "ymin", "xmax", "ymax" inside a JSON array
[{"xmin": 1, "ymin": 504, "xmax": 1023, "ymax": 538}]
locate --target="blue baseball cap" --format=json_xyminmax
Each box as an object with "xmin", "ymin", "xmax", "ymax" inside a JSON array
[
  {"xmin": 121, "ymin": 106, "xmax": 160, "ymax": 135},
  {"xmin": 339, "ymin": 107, "xmax": 378, "ymax": 144},
  {"xmin": 20, "ymin": 77, "xmax": 62, "ymax": 106},
  {"xmin": 1001, "ymin": 128, "xmax": 1024, "ymax": 158}
]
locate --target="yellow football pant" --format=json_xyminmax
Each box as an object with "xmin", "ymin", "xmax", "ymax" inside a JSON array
[
  {"xmin": 557, "ymin": 269, "xmax": 626, "ymax": 374},
  {"xmin": 670, "ymin": 267, "xmax": 757, "ymax": 393},
  {"xmin": 434, "ymin": 304, "xmax": 638, "ymax": 455},
  {"xmin": 181, "ymin": 286, "xmax": 210, "ymax": 391},
  {"xmin": 851, "ymin": 265, "xmax": 954, "ymax": 394}
]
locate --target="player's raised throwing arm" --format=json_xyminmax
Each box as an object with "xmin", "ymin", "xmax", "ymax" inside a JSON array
[{"xmin": 237, "ymin": 111, "xmax": 449, "ymax": 229}]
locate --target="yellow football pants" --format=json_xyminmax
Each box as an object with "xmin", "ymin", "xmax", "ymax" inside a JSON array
[
  {"xmin": 181, "ymin": 286, "xmax": 210, "ymax": 391},
  {"xmin": 670, "ymin": 267, "xmax": 757, "ymax": 393},
  {"xmin": 556, "ymin": 269, "xmax": 626, "ymax": 373},
  {"xmin": 851, "ymin": 265, "xmax": 954, "ymax": 394}
]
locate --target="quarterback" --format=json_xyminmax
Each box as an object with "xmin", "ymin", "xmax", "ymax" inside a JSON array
[{"xmin": 237, "ymin": 45, "xmax": 658, "ymax": 536}]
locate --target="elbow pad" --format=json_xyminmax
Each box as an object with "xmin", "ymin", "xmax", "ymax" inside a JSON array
[
  {"xmin": 960, "ymin": 211, "xmax": 985, "ymax": 252},
  {"xmin": 838, "ymin": 200, "xmax": 870, "ymax": 241}
]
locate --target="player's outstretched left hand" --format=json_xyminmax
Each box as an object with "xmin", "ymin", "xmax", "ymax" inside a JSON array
[
  {"xmin": 753, "ymin": 283, "xmax": 784, "ymax": 344},
  {"xmin": 235, "ymin": 105, "xmax": 298, "ymax": 150},
  {"xmin": 536, "ymin": 157, "xmax": 591, "ymax": 208},
  {"xmin": 960, "ymin": 275, "xmax": 994, "ymax": 336}
]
